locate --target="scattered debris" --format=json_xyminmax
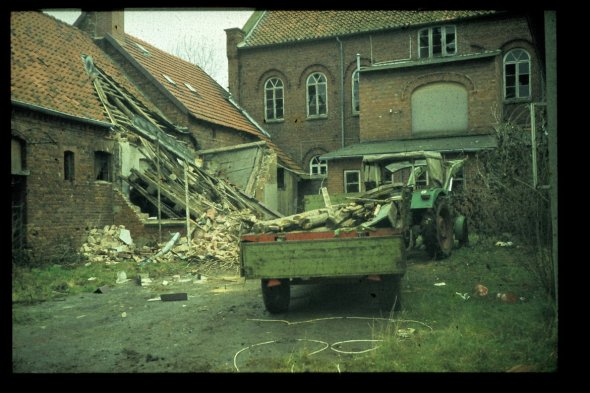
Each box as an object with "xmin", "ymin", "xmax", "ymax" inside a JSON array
[
  {"xmin": 121, "ymin": 312, "xmax": 127, "ymax": 318},
  {"xmin": 94, "ymin": 285, "xmax": 109, "ymax": 294},
  {"xmin": 434, "ymin": 282, "xmax": 446, "ymax": 286},
  {"xmin": 497, "ymin": 292, "xmax": 519, "ymax": 304},
  {"xmin": 87, "ymin": 277, "xmax": 97, "ymax": 281},
  {"xmin": 116, "ymin": 271, "xmax": 130, "ymax": 284},
  {"xmin": 455, "ymin": 292, "xmax": 471, "ymax": 300},
  {"xmin": 160, "ymin": 293, "xmax": 188, "ymax": 302},
  {"xmin": 473, "ymin": 284, "xmax": 489, "ymax": 297},
  {"xmin": 396, "ymin": 328, "xmax": 416, "ymax": 338},
  {"xmin": 136, "ymin": 274, "xmax": 152, "ymax": 286},
  {"xmin": 495, "ymin": 241, "xmax": 513, "ymax": 247}
]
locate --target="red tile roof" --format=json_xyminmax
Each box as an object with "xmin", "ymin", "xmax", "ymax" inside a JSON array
[
  {"xmin": 118, "ymin": 34, "xmax": 262, "ymax": 136},
  {"xmin": 116, "ymin": 34, "xmax": 303, "ymax": 173},
  {"xmin": 10, "ymin": 11, "xmax": 156, "ymax": 125},
  {"xmin": 241, "ymin": 10, "xmax": 498, "ymax": 47}
]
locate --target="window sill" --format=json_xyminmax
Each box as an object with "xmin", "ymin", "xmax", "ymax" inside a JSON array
[
  {"xmin": 306, "ymin": 116, "xmax": 328, "ymax": 121},
  {"xmin": 265, "ymin": 119, "xmax": 285, "ymax": 124},
  {"xmin": 503, "ymin": 98, "xmax": 532, "ymax": 104}
]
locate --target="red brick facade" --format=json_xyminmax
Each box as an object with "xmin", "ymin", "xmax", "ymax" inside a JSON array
[{"xmin": 228, "ymin": 12, "xmax": 542, "ymax": 195}]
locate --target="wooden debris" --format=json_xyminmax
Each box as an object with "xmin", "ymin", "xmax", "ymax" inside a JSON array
[{"xmin": 160, "ymin": 293, "xmax": 188, "ymax": 302}]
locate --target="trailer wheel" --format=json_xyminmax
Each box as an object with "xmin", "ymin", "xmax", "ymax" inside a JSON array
[
  {"xmin": 375, "ymin": 275, "xmax": 402, "ymax": 312},
  {"xmin": 261, "ymin": 279, "xmax": 290, "ymax": 313}
]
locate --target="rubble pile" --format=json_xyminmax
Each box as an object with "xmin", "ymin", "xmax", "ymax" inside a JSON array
[{"xmin": 79, "ymin": 210, "xmax": 258, "ymax": 268}]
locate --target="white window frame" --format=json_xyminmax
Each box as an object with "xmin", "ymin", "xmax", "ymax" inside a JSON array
[
  {"xmin": 264, "ymin": 77, "xmax": 284, "ymax": 121},
  {"xmin": 352, "ymin": 69, "xmax": 360, "ymax": 115},
  {"xmin": 309, "ymin": 155, "xmax": 328, "ymax": 176},
  {"xmin": 503, "ymin": 48, "xmax": 531, "ymax": 100},
  {"xmin": 344, "ymin": 170, "xmax": 361, "ymax": 193},
  {"xmin": 418, "ymin": 25, "xmax": 456, "ymax": 58},
  {"xmin": 306, "ymin": 72, "xmax": 328, "ymax": 118}
]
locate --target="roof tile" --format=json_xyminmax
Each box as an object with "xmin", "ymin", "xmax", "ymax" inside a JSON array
[
  {"xmin": 11, "ymin": 11, "xmax": 157, "ymax": 125},
  {"xmin": 242, "ymin": 10, "xmax": 498, "ymax": 47}
]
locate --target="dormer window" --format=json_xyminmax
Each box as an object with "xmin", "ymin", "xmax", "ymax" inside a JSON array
[
  {"xmin": 135, "ymin": 43, "xmax": 150, "ymax": 56},
  {"xmin": 163, "ymin": 74, "xmax": 176, "ymax": 85},
  {"xmin": 419, "ymin": 25, "xmax": 456, "ymax": 58},
  {"xmin": 184, "ymin": 82, "xmax": 197, "ymax": 92}
]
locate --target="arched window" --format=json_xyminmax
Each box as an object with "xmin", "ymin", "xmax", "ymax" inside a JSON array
[
  {"xmin": 504, "ymin": 49, "xmax": 531, "ymax": 100},
  {"xmin": 309, "ymin": 155, "xmax": 327, "ymax": 176},
  {"xmin": 264, "ymin": 78, "xmax": 284, "ymax": 121},
  {"xmin": 411, "ymin": 83, "xmax": 468, "ymax": 134},
  {"xmin": 352, "ymin": 70, "xmax": 360, "ymax": 115},
  {"xmin": 306, "ymin": 72, "xmax": 327, "ymax": 117}
]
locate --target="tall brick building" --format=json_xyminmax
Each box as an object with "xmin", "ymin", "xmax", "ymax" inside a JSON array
[{"xmin": 226, "ymin": 11, "xmax": 544, "ymax": 197}]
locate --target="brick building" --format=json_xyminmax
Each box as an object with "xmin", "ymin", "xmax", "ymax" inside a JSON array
[
  {"xmin": 11, "ymin": 11, "xmax": 301, "ymax": 260},
  {"xmin": 226, "ymin": 11, "xmax": 544, "ymax": 198}
]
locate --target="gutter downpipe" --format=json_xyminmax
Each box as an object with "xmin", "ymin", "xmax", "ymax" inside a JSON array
[{"xmin": 336, "ymin": 37, "xmax": 345, "ymax": 148}]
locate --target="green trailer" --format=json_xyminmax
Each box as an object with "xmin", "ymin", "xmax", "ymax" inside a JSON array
[{"xmin": 240, "ymin": 227, "xmax": 406, "ymax": 313}]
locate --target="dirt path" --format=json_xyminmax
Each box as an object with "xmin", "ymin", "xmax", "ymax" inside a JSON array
[{"xmin": 12, "ymin": 268, "xmax": 406, "ymax": 373}]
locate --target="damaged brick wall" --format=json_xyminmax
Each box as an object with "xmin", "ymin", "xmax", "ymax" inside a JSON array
[{"xmin": 12, "ymin": 109, "xmax": 118, "ymax": 259}]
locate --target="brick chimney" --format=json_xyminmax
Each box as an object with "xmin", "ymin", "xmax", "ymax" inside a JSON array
[
  {"xmin": 225, "ymin": 28, "xmax": 244, "ymax": 100},
  {"xmin": 76, "ymin": 11, "xmax": 125, "ymax": 43}
]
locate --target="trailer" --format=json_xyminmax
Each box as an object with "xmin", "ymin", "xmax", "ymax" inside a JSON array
[{"xmin": 240, "ymin": 226, "xmax": 406, "ymax": 313}]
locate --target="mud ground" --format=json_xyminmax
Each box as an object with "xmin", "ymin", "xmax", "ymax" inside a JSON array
[{"xmin": 12, "ymin": 265, "xmax": 409, "ymax": 373}]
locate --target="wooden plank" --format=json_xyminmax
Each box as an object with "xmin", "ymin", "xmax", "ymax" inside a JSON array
[
  {"xmin": 160, "ymin": 293, "xmax": 188, "ymax": 301},
  {"xmin": 241, "ymin": 235, "xmax": 405, "ymax": 279}
]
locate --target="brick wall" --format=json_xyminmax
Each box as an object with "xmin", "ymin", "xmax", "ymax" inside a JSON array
[
  {"xmin": 325, "ymin": 158, "xmax": 364, "ymax": 195},
  {"xmin": 12, "ymin": 109, "xmax": 121, "ymax": 259},
  {"xmin": 229, "ymin": 13, "xmax": 539, "ymax": 172}
]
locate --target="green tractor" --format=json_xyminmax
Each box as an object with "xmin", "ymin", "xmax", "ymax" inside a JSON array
[{"xmin": 365, "ymin": 151, "xmax": 468, "ymax": 259}]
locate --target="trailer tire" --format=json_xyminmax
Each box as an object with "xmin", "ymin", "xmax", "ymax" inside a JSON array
[
  {"xmin": 376, "ymin": 274, "xmax": 402, "ymax": 312},
  {"xmin": 261, "ymin": 279, "xmax": 290, "ymax": 313}
]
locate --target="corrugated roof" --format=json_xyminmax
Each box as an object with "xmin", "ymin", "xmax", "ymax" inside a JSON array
[
  {"xmin": 240, "ymin": 10, "xmax": 498, "ymax": 48},
  {"xmin": 10, "ymin": 11, "xmax": 155, "ymax": 125},
  {"xmin": 115, "ymin": 33, "xmax": 303, "ymax": 174},
  {"xmin": 320, "ymin": 134, "xmax": 497, "ymax": 160}
]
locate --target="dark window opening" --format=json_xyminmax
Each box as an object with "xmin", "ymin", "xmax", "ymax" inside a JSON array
[
  {"xmin": 64, "ymin": 151, "xmax": 75, "ymax": 181},
  {"xmin": 94, "ymin": 151, "xmax": 112, "ymax": 182},
  {"xmin": 277, "ymin": 167, "xmax": 285, "ymax": 190}
]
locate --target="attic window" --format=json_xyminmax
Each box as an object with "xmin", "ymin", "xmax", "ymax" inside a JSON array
[
  {"xmin": 163, "ymin": 74, "xmax": 176, "ymax": 85},
  {"xmin": 135, "ymin": 43, "xmax": 150, "ymax": 56},
  {"xmin": 184, "ymin": 82, "xmax": 197, "ymax": 92}
]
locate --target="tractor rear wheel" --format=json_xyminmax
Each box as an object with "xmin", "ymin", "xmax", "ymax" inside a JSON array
[{"xmin": 423, "ymin": 198, "xmax": 454, "ymax": 259}]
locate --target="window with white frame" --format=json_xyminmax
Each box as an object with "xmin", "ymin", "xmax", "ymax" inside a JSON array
[
  {"xmin": 344, "ymin": 170, "xmax": 361, "ymax": 193},
  {"xmin": 352, "ymin": 69, "xmax": 360, "ymax": 115},
  {"xmin": 419, "ymin": 25, "xmax": 456, "ymax": 58},
  {"xmin": 449, "ymin": 166, "xmax": 465, "ymax": 191},
  {"xmin": 264, "ymin": 78, "xmax": 284, "ymax": 121},
  {"xmin": 306, "ymin": 72, "xmax": 327, "ymax": 117},
  {"xmin": 504, "ymin": 49, "xmax": 531, "ymax": 100},
  {"xmin": 309, "ymin": 155, "xmax": 327, "ymax": 176}
]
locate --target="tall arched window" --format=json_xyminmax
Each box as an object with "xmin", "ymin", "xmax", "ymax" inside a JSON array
[
  {"xmin": 504, "ymin": 49, "xmax": 531, "ymax": 100},
  {"xmin": 264, "ymin": 78, "xmax": 284, "ymax": 121},
  {"xmin": 309, "ymin": 155, "xmax": 327, "ymax": 176},
  {"xmin": 306, "ymin": 72, "xmax": 327, "ymax": 117},
  {"xmin": 352, "ymin": 70, "xmax": 360, "ymax": 115}
]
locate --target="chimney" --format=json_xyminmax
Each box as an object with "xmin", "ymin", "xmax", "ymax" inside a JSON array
[
  {"xmin": 225, "ymin": 28, "xmax": 244, "ymax": 99},
  {"xmin": 78, "ymin": 11, "xmax": 125, "ymax": 42}
]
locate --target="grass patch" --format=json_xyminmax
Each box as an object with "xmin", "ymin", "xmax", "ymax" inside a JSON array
[{"xmin": 270, "ymin": 240, "xmax": 558, "ymax": 373}]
